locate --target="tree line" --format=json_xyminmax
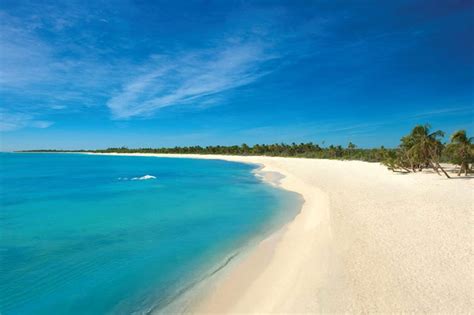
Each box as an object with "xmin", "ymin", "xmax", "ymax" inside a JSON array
[
  {"xmin": 36, "ymin": 143, "xmax": 394, "ymax": 162},
  {"xmin": 20, "ymin": 125, "xmax": 473, "ymax": 177}
]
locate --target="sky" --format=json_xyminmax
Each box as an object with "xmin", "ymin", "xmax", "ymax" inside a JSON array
[{"xmin": 0, "ymin": 0, "xmax": 473, "ymax": 151}]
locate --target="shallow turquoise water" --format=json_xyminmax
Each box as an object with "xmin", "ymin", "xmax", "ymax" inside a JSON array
[{"xmin": 0, "ymin": 153, "xmax": 300, "ymax": 314}]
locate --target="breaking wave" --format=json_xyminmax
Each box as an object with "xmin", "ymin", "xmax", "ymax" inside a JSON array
[{"xmin": 118, "ymin": 175, "xmax": 157, "ymax": 181}]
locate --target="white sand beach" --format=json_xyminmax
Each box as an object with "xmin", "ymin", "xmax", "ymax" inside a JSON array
[{"xmin": 91, "ymin": 153, "xmax": 474, "ymax": 313}]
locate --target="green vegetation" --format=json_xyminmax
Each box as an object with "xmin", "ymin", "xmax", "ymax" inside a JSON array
[
  {"xmin": 27, "ymin": 143, "xmax": 393, "ymax": 162},
  {"xmin": 445, "ymin": 130, "xmax": 474, "ymax": 176},
  {"xmin": 383, "ymin": 125, "xmax": 473, "ymax": 177},
  {"xmin": 20, "ymin": 125, "xmax": 473, "ymax": 177}
]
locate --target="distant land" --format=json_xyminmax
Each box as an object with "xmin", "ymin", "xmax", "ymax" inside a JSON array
[{"xmin": 19, "ymin": 124, "xmax": 473, "ymax": 177}]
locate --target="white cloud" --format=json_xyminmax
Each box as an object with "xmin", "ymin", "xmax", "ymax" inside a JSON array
[
  {"xmin": 0, "ymin": 10, "xmax": 131, "ymax": 109},
  {"xmin": 0, "ymin": 5, "xmax": 324, "ymax": 125},
  {"xmin": 107, "ymin": 41, "xmax": 277, "ymax": 119},
  {"xmin": 0, "ymin": 12, "xmax": 55, "ymax": 87},
  {"xmin": 0, "ymin": 110, "xmax": 53, "ymax": 132}
]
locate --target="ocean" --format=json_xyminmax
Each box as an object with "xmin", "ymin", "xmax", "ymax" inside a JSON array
[{"xmin": 0, "ymin": 153, "xmax": 300, "ymax": 314}]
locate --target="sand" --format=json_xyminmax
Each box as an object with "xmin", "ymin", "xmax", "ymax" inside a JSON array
[{"xmin": 90, "ymin": 153, "xmax": 474, "ymax": 313}]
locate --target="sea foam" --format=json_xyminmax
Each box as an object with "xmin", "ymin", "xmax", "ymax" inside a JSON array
[{"xmin": 131, "ymin": 175, "xmax": 156, "ymax": 181}]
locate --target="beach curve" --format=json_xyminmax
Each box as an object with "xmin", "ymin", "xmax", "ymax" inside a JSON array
[{"xmin": 87, "ymin": 153, "xmax": 473, "ymax": 313}]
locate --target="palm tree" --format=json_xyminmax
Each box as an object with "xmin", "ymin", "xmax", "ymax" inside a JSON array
[
  {"xmin": 447, "ymin": 130, "xmax": 473, "ymax": 176},
  {"xmin": 406, "ymin": 124, "xmax": 450, "ymax": 178},
  {"xmin": 386, "ymin": 125, "xmax": 451, "ymax": 177}
]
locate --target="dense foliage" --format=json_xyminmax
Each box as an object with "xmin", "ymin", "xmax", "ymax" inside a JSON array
[
  {"xmin": 26, "ymin": 143, "xmax": 393, "ymax": 162},
  {"xmin": 444, "ymin": 130, "xmax": 474, "ymax": 176},
  {"xmin": 100, "ymin": 143, "xmax": 393, "ymax": 161},
  {"xmin": 383, "ymin": 125, "xmax": 473, "ymax": 177},
  {"xmin": 20, "ymin": 126, "xmax": 473, "ymax": 177}
]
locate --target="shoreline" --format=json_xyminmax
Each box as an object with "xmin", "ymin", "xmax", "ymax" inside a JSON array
[
  {"xmin": 86, "ymin": 153, "xmax": 472, "ymax": 313},
  {"xmin": 152, "ymin": 159, "xmax": 304, "ymax": 314},
  {"xmin": 84, "ymin": 152, "xmax": 307, "ymax": 313},
  {"xmin": 85, "ymin": 152, "xmax": 319, "ymax": 313}
]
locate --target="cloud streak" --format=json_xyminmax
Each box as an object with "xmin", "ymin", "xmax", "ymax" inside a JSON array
[
  {"xmin": 410, "ymin": 106, "xmax": 474, "ymax": 119},
  {"xmin": 0, "ymin": 4, "xmax": 317, "ymax": 126},
  {"xmin": 0, "ymin": 109, "xmax": 53, "ymax": 132},
  {"xmin": 0, "ymin": 8, "xmax": 134, "ymax": 110},
  {"xmin": 107, "ymin": 41, "xmax": 277, "ymax": 119}
]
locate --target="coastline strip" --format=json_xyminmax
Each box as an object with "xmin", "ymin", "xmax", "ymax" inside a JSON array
[{"xmin": 86, "ymin": 153, "xmax": 474, "ymax": 313}]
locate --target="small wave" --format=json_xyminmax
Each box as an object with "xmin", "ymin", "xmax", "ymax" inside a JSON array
[
  {"xmin": 131, "ymin": 175, "xmax": 156, "ymax": 181},
  {"xmin": 118, "ymin": 175, "xmax": 157, "ymax": 181}
]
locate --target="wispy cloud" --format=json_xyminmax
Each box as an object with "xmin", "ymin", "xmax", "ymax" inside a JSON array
[
  {"xmin": 104, "ymin": 8, "xmax": 432, "ymax": 121},
  {"xmin": 107, "ymin": 41, "xmax": 277, "ymax": 119},
  {"xmin": 0, "ymin": 8, "xmax": 136, "ymax": 131},
  {"xmin": 0, "ymin": 109, "xmax": 53, "ymax": 132},
  {"xmin": 0, "ymin": 5, "xmax": 294, "ymax": 125},
  {"xmin": 0, "ymin": 8, "xmax": 132, "ymax": 108},
  {"xmin": 3, "ymin": 0, "xmax": 470, "ymax": 143},
  {"xmin": 410, "ymin": 106, "xmax": 474, "ymax": 119},
  {"xmin": 0, "ymin": 11, "xmax": 54, "ymax": 88},
  {"xmin": 105, "ymin": 5, "xmax": 332, "ymax": 120}
]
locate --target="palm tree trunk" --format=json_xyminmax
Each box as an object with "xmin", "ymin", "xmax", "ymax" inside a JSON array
[
  {"xmin": 401, "ymin": 166, "xmax": 411, "ymax": 172},
  {"xmin": 429, "ymin": 161, "xmax": 441, "ymax": 176},
  {"xmin": 436, "ymin": 161, "xmax": 451, "ymax": 179},
  {"xmin": 428, "ymin": 149, "xmax": 450, "ymax": 179}
]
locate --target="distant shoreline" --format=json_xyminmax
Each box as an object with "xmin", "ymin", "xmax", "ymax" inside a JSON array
[{"xmin": 84, "ymin": 152, "xmax": 473, "ymax": 313}]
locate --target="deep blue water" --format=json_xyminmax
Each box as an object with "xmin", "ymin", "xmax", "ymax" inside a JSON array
[{"xmin": 0, "ymin": 153, "xmax": 300, "ymax": 314}]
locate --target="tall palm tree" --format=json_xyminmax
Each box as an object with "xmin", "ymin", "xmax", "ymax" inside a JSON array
[{"xmin": 447, "ymin": 130, "xmax": 473, "ymax": 176}]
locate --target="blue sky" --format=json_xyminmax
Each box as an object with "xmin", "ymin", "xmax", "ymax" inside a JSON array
[{"xmin": 1, "ymin": 0, "xmax": 473, "ymax": 151}]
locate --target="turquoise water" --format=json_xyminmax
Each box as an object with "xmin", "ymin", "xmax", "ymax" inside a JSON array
[{"xmin": 0, "ymin": 153, "xmax": 300, "ymax": 314}]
